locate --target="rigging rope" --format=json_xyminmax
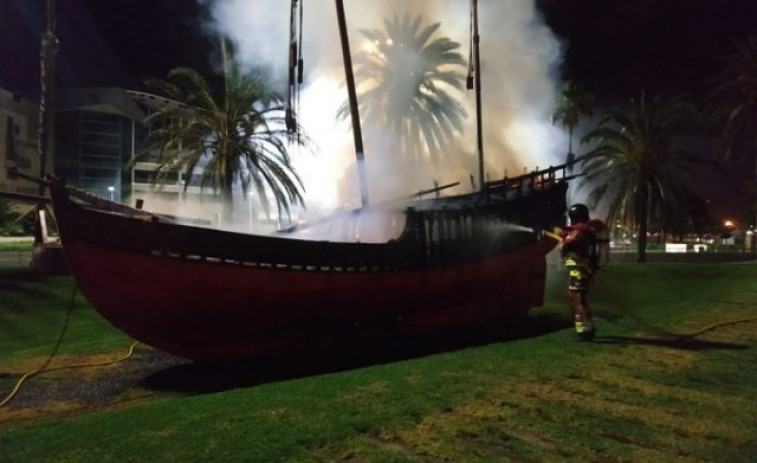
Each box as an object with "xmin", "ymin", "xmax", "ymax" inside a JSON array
[
  {"xmin": 298, "ymin": 0, "xmax": 304, "ymax": 86},
  {"xmin": 286, "ymin": 0, "xmax": 301, "ymax": 135}
]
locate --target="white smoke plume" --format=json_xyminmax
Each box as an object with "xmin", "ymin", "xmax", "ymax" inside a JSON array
[{"xmin": 202, "ymin": 0, "xmax": 566, "ymax": 212}]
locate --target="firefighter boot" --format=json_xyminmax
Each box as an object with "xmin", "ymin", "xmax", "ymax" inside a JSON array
[
  {"xmin": 574, "ymin": 320, "xmax": 595, "ymax": 341},
  {"xmin": 568, "ymin": 290, "xmax": 595, "ymax": 341}
]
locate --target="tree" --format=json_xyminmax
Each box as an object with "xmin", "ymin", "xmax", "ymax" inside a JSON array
[
  {"xmin": 580, "ymin": 93, "xmax": 705, "ymax": 262},
  {"xmin": 142, "ymin": 43, "xmax": 307, "ymax": 224},
  {"xmin": 339, "ymin": 14, "xmax": 467, "ymax": 160},
  {"xmin": 0, "ymin": 200, "xmax": 24, "ymax": 236},
  {"xmin": 552, "ymin": 80, "xmax": 595, "ymax": 164},
  {"xmin": 0, "ymin": 199, "xmax": 43, "ymax": 236},
  {"xmin": 706, "ymin": 36, "xmax": 757, "ymax": 227}
]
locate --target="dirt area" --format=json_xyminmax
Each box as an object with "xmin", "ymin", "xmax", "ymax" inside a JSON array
[
  {"xmin": 0, "ymin": 346, "xmax": 188, "ymax": 425},
  {"xmin": 1, "ymin": 321, "xmax": 559, "ymax": 427}
]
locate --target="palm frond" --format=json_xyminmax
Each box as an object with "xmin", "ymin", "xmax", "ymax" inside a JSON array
[
  {"xmin": 706, "ymin": 36, "xmax": 757, "ymax": 163},
  {"xmin": 579, "ymin": 92, "xmax": 708, "ymax": 260},
  {"xmin": 141, "ymin": 44, "xmax": 309, "ymax": 224},
  {"xmin": 341, "ymin": 14, "xmax": 467, "ymax": 161}
]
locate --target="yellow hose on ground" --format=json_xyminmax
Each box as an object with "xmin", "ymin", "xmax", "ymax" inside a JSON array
[{"xmin": 0, "ymin": 341, "xmax": 140, "ymax": 408}]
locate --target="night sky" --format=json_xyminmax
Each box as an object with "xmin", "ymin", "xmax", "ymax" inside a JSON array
[
  {"xmin": 1, "ymin": 0, "xmax": 755, "ymax": 218},
  {"xmin": 3, "ymin": 0, "xmax": 756, "ymax": 99},
  {"xmin": 0, "ymin": 0, "xmax": 214, "ymax": 92},
  {"xmin": 538, "ymin": 0, "xmax": 757, "ymax": 103}
]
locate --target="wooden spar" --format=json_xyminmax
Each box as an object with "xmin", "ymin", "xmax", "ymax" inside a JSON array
[
  {"xmin": 334, "ymin": 0, "xmax": 370, "ymax": 208},
  {"xmin": 276, "ymin": 181, "xmax": 461, "ymax": 234},
  {"xmin": 0, "ymin": 190, "xmax": 50, "ymax": 204},
  {"xmin": 472, "ymin": 0, "xmax": 485, "ymax": 195},
  {"xmin": 410, "ymin": 182, "xmax": 460, "ymax": 199}
]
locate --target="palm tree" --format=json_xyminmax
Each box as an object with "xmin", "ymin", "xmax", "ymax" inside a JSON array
[
  {"xmin": 142, "ymin": 43, "xmax": 307, "ymax": 225},
  {"xmin": 579, "ymin": 93, "xmax": 705, "ymax": 262},
  {"xmin": 339, "ymin": 14, "xmax": 467, "ymax": 160},
  {"xmin": 552, "ymin": 80, "xmax": 596, "ymax": 164},
  {"xmin": 706, "ymin": 36, "xmax": 757, "ymax": 227}
]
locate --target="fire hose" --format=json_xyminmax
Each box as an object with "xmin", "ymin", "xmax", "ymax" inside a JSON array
[{"xmin": 592, "ymin": 272, "xmax": 757, "ymax": 341}]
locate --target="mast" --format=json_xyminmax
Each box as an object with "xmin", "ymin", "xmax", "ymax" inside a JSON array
[
  {"xmin": 471, "ymin": 0, "xmax": 485, "ymax": 194},
  {"xmin": 286, "ymin": 0, "xmax": 302, "ymax": 133},
  {"xmin": 334, "ymin": 0, "xmax": 369, "ymax": 208}
]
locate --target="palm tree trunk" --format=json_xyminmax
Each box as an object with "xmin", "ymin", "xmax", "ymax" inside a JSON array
[
  {"xmin": 220, "ymin": 169, "xmax": 235, "ymax": 226},
  {"xmin": 219, "ymin": 188, "xmax": 233, "ymax": 226},
  {"xmin": 636, "ymin": 182, "xmax": 649, "ymax": 263}
]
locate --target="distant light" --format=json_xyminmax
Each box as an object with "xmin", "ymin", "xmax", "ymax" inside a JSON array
[{"xmin": 724, "ymin": 220, "xmax": 734, "ymax": 228}]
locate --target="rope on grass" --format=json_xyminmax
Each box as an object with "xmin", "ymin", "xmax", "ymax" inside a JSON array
[{"xmin": 0, "ymin": 286, "xmax": 140, "ymax": 408}]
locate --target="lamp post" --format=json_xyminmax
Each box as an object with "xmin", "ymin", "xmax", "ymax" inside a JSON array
[{"xmin": 108, "ymin": 186, "xmax": 115, "ymax": 201}]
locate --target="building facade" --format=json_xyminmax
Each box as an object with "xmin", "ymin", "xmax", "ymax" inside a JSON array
[
  {"xmin": 0, "ymin": 88, "xmax": 45, "ymax": 196},
  {"xmin": 1, "ymin": 86, "xmax": 285, "ymax": 231},
  {"xmin": 53, "ymin": 88, "xmax": 144, "ymax": 202},
  {"xmin": 50, "ymin": 87, "xmax": 221, "ymax": 222}
]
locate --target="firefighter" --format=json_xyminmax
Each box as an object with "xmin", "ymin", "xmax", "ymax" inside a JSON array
[{"xmin": 558, "ymin": 204, "xmax": 607, "ymax": 341}]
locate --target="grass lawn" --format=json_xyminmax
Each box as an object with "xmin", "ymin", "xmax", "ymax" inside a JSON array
[
  {"xmin": 0, "ymin": 239, "xmax": 34, "ymax": 252},
  {"xmin": 0, "ymin": 270, "xmax": 132, "ymax": 363},
  {"xmin": 0, "ymin": 261, "xmax": 756, "ymax": 462}
]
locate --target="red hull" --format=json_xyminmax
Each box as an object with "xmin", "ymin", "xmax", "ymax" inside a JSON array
[
  {"xmin": 46, "ymin": 167, "xmax": 567, "ymax": 362},
  {"xmin": 65, "ymin": 238, "xmax": 554, "ymax": 361}
]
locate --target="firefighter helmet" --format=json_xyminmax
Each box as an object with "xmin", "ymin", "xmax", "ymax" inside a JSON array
[{"xmin": 568, "ymin": 203, "xmax": 590, "ymax": 224}]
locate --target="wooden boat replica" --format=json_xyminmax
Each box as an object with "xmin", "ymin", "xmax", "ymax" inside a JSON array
[
  {"xmin": 21, "ymin": 0, "xmax": 572, "ymax": 362},
  {"xmin": 45, "ymin": 169, "xmax": 567, "ymax": 362}
]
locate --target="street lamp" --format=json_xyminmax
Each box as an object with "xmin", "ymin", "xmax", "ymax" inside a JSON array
[{"xmin": 108, "ymin": 186, "xmax": 115, "ymax": 201}]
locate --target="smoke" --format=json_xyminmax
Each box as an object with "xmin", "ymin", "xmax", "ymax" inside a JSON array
[{"xmin": 201, "ymin": 0, "xmax": 566, "ymax": 211}]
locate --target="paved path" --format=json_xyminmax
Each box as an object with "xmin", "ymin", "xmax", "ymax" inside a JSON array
[
  {"xmin": 0, "ymin": 237, "xmax": 33, "ymax": 243},
  {"xmin": 0, "ymin": 251, "xmax": 32, "ymax": 267}
]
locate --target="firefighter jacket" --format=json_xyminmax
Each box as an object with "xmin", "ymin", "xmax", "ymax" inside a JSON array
[{"xmin": 560, "ymin": 219, "xmax": 607, "ymax": 272}]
